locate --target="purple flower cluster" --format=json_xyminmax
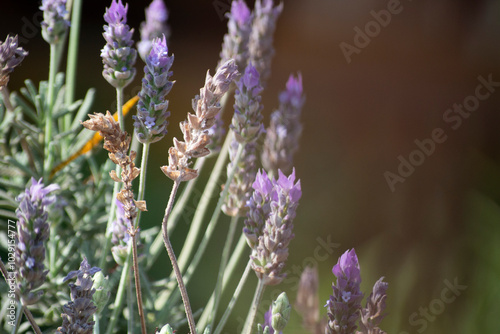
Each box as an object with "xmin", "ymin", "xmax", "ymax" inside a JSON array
[
  {"xmin": 231, "ymin": 63, "xmax": 265, "ymax": 143},
  {"xmin": 101, "ymin": 0, "xmax": 137, "ymax": 88},
  {"xmin": 15, "ymin": 178, "xmax": 59, "ymax": 305},
  {"xmin": 262, "ymin": 73, "xmax": 305, "ymax": 174},
  {"xmin": 40, "ymin": 0, "xmax": 69, "ymax": 44},
  {"xmin": 133, "ymin": 35, "xmax": 174, "ymax": 144},
  {"xmin": 325, "ymin": 249, "xmax": 364, "ymax": 334},
  {"xmin": 248, "ymin": 0, "xmax": 283, "ymax": 86},
  {"xmin": 219, "ymin": 0, "xmax": 253, "ymax": 71},
  {"xmin": 358, "ymin": 277, "xmax": 388, "ymax": 334},
  {"xmin": 325, "ymin": 249, "xmax": 389, "ymax": 334},
  {"xmin": 138, "ymin": 0, "xmax": 170, "ymax": 62},
  {"xmin": 57, "ymin": 258, "xmax": 101, "ymax": 334},
  {"xmin": 0, "ymin": 35, "xmax": 28, "ymax": 88},
  {"xmin": 244, "ymin": 169, "xmax": 301, "ymax": 285}
]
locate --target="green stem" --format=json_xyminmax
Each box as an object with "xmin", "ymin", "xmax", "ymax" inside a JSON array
[
  {"xmin": 131, "ymin": 231, "xmax": 147, "ymax": 334},
  {"xmin": 98, "ymin": 180, "xmax": 120, "ymax": 270},
  {"xmin": 198, "ymin": 232, "xmax": 247, "ymax": 331},
  {"xmin": 116, "ymin": 87, "xmax": 124, "ymax": 130},
  {"xmin": 64, "ymin": 0, "xmax": 82, "ymax": 129},
  {"xmin": 161, "ymin": 139, "xmax": 244, "ymax": 312},
  {"xmin": 213, "ymin": 259, "xmax": 252, "ymax": 334},
  {"xmin": 134, "ymin": 143, "xmax": 150, "ymax": 228},
  {"xmin": 94, "ymin": 315, "xmax": 100, "ymax": 334},
  {"xmin": 162, "ymin": 180, "xmax": 197, "ymax": 334},
  {"xmin": 44, "ymin": 43, "xmax": 58, "ymax": 179},
  {"xmin": 209, "ymin": 215, "xmax": 240, "ymax": 329},
  {"xmin": 127, "ymin": 269, "xmax": 134, "ymax": 334},
  {"xmin": 242, "ymin": 279, "xmax": 266, "ymax": 334},
  {"xmin": 11, "ymin": 302, "xmax": 22, "ymax": 334},
  {"xmin": 105, "ymin": 256, "xmax": 131, "ymax": 334},
  {"xmin": 146, "ymin": 157, "xmax": 206, "ymax": 270}
]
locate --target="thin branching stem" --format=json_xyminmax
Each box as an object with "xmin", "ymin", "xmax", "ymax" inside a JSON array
[{"xmin": 162, "ymin": 179, "xmax": 197, "ymax": 334}]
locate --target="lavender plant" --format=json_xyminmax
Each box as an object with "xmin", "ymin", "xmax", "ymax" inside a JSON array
[{"xmin": 0, "ymin": 1, "xmax": 392, "ymax": 334}]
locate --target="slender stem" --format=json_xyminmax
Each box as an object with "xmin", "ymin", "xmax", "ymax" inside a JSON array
[
  {"xmin": 213, "ymin": 260, "xmax": 252, "ymax": 334},
  {"xmin": 98, "ymin": 180, "xmax": 119, "ymax": 270},
  {"xmin": 134, "ymin": 143, "xmax": 150, "ymax": 228},
  {"xmin": 116, "ymin": 87, "xmax": 125, "ymax": 130},
  {"xmin": 162, "ymin": 141, "xmax": 244, "ymax": 312},
  {"xmin": 242, "ymin": 279, "xmax": 266, "ymax": 334},
  {"xmin": 0, "ymin": 258, "xmax": 42, "ymax": 334},
  {"xmin": 64, "ymin": 0, "xmax": 82, "ymax": 129},
  {"xmin": 127, "ymin": 269, "xmax": 134, "ymax": 334},
  {"xmin": 209, "ymin": 215, "xmax": 239, "ymax": 329},
  {"xmin": 94, "ymin": 315, "xmax": 100, "ymax": 334},
  {"xmin": 11, "ymin": 302, "xmax": 22, "ymax": 334},
  {"xmin": 1, "ymin": 87, "xmax": 14, "ymax": 112},
  {"xmin": 44, "ymin": 43, "xmax": 58, "ymax": 179},
  {"xmin": 104, "ymin": 254, "xmax": 131, "ymax": 334},
  {"xmin": 147, "ymin": 157, "xmax": 206, "ymax": 270},
  {"xmin": 162, "ymin": 179, "xmax": 197, "ymax": 334},
  {"xmin": 131, "ymin": 232, "xmax": 147, "ymax": 334},
  {"xmin": 198, "ymin": 231, "xmax": 246, "ymax": 331}
]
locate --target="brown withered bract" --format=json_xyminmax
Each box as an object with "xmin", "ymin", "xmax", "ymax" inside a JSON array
[{"xmin": 82, "ymin": 112, "xmax": 146, "ymax": 230}]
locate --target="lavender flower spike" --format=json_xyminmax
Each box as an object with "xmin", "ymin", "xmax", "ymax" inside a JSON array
[
  {"xmin": 232, "ymin": 63, "xmax": 265, "ymax": 143},
  {"xmin": 246, "ymin": 169, "xmax": 302, "ymax": 285},
  {"xmin": 161, "ymin": 59, "xmax": 238, "ymax": 182},
  {"xmin": 325, "ymin": 249, "xmax": 364, "ymax": 334},
  {"xmin": 0, "ymin": 35, "xmax": 28, "ymax": 88},
  {"xmin": 218, "ymin": 0, "xmax": 253, "ymax": 71},
  {"xmin": 15, "ymin": 178, "xmax": 59, "ymax": 305},
  {"xmin": 262, "ymin": 73, "xmax": 305, "ymax": 174},
  {"xmin": 57, "ymin": 258, "xmax": 101, "ymax": 334},
  {"xmin": 40, "ymin": 0, "xmax": 70, "ymax": 44},
  {"xmin": 138, "ymin": 0, "xmax": 171, "ymax": 62},
  {"xmin": 134, "ymin": 35, "xmax": 174, "ymax": 144},
  {"xmin": 101, "ymin": 0, "xmax": 137, "ymax": 88},
  {"xmin": 357, "ymin": 277, "xmax": 388, "ymax": 334},
  {"xmin": 248, "ymin": 0, "xmax": 283, "ymax": 86}
]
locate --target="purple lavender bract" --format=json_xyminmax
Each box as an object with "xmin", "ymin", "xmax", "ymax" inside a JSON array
[
  {"xmin": 231, "ymin": 63, "xmax": 264, "ymax": 143},
  {"xmin": 219, "ymin": 0, "xmax": 253, "ymax": 71},
  {"xmin": 244, "ymin": 169, "xmax": 301, "ymax": 285},
  {"xmin": 133, "ymin": 35, "xmax": 174, "ymax": 144},
  {"xmin": 0, "ymin": 35, "xmax": 28, "ymax": 88},
  {"xmin": 262, "ymin": 73, "xmax": 305, "ymax": 174},
  {"xmin": 138, "ymin": 0, "xmax": 171, "ymax": 62},
  {"xmin": 248, "ymin": 0, "xmax": 283, "ymax": 86},
  {"xmin": 325, "ymin": 249, "xmax": 364, "ymax": 334},
  {"xmin": 57, "ymin": 258, "xmax": 101, "ymax": 334},
  {"xmin": 15, "ymin": 178, "xmax": 59, "ymax": 305},
  {"xmin": 101, "ymin": 0, "xmax": 137, "ymax": 88}
]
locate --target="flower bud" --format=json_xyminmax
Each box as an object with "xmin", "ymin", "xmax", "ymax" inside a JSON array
[{"xmin": 271, "ymin": 292, "xmax": 291, "ymax": 332}]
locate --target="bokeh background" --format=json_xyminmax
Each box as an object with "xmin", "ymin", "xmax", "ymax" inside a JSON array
[{"xmin": 2, "ymin": 0, "xmax": 500, "ymax": 333}]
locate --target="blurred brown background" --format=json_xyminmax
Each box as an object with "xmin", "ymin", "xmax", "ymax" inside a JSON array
[{"xmin": 2, "ymin": 0, "xmax": 500, "ymax": 333}]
